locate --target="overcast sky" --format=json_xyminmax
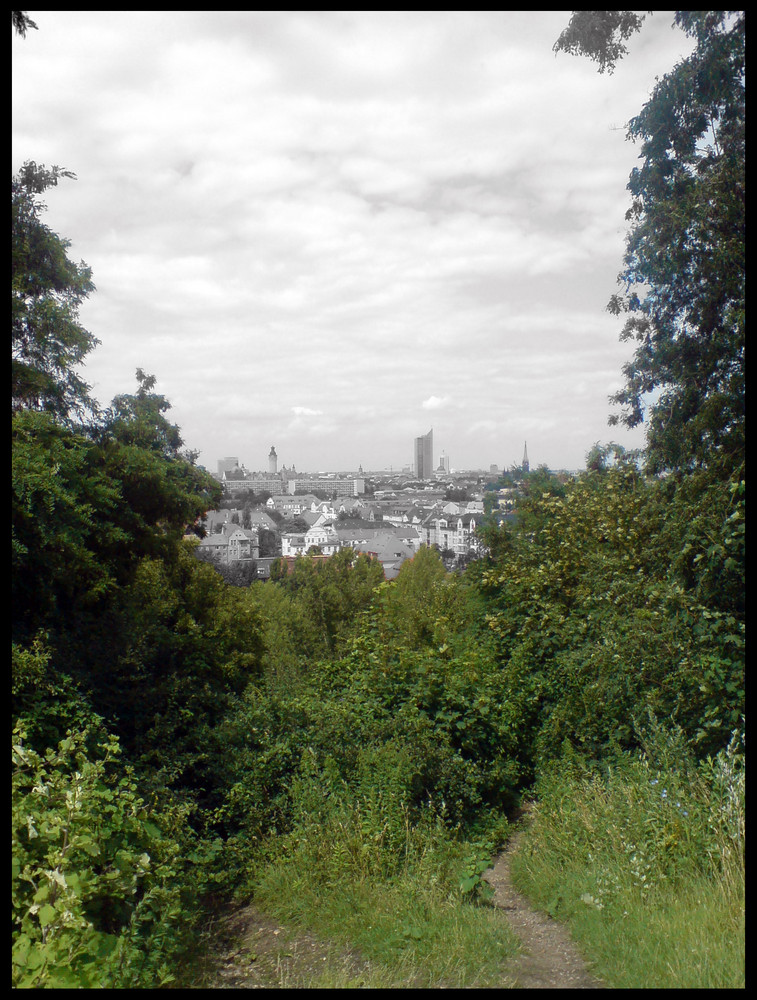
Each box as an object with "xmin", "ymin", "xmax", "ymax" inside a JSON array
[{"xmin": 13, "ymin": 11, "xmax": 694, "ymax": 473}]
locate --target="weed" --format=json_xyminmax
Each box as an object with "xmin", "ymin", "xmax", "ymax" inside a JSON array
[{"xmin": 510, "ymin": 722, "xmax": 745, "ymax": 988}]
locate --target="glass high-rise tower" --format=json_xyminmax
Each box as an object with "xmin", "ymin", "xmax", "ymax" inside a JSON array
[{"xmin": 414, "ymin": 428, "xmax": 433, "ymax": 480}]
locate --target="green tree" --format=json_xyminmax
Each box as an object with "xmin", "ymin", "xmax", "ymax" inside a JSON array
[
  {"xmin": 12, "ymin": 162, "xmax": 98, "ymax": 420},
  {"xmin": 12, "ymin": 411, "xmax": 127, "ymax": 643},
  {"xmin": 553, "ymin": 11, "xmax": 646, "ymax": 74},
  {"xmin": 277, "ymin": 549, "xmax": 385, "ymax": 658},
  {"xmin": 89, "ymin": 371, "xmax": 222, "ymax": 567},
  {"xmin": 558, "ymin": 12, "xmax": 745, "ymax": 476},
  {"xmin": 479, "ymin": 464, "xmax": 743, "ymax": 762}
]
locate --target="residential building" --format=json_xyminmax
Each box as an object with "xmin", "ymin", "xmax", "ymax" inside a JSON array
[
  {"xmin": 196, "ymin": 522, "xmax": 259, "ymax": 563},
  {"xmin": 281, "ymin": 524, "xmax": 341, "ymax": 557},
  {"xmin": 419, "ymin": 512, "xmax": 482, "ymax": 557}
]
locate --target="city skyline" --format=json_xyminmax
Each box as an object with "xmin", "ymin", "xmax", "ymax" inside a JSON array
[
  {"xmin": 12, "ymin": 13, "xmax": 696, "ymax": 471},
  {"xmin": 209, "ymin": 436, "xmax": 545, "ymax": 478}
]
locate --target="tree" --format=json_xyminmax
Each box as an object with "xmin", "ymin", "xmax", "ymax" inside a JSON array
[
  {"xmin": 557, "ymin": 12, "xmax": 745, "ymax": 476},
  {"xmin": 12, "ymin": 11, "xmax": 38, "ymax": 37},
  {"xmin": 553, "ymin": 11, "xmax": 646, "ymax": 74},
  {"xmin": 12, "ymin": 162, "xmax": 98, "ymax": 421},
  {"xmin": 275, "ymin": 549, "xmax": 384, "ymax": 658}
]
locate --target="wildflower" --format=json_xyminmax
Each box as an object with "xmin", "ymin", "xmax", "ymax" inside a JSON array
[
  {"xmin": 661, "ymin": 789, "xmax": 668, "ymax": 799},
  {"xmin": 650, "ymin": 779, "xmax": 659, "ymax": 786}
]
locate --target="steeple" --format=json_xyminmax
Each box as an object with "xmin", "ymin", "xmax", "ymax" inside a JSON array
[{"xmin": 522, "ymin": 441, "xmax": 529, "ymax": 473}]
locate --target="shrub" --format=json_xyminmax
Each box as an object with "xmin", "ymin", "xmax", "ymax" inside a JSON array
[{"xmin": 12, "ymin": 725, "xmax": 191, "ymax": 988}]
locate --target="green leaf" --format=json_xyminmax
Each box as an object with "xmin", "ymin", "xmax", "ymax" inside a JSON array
[{"xmin": 38, "ymin": 903, "xmax": 57, "ymax": 927}]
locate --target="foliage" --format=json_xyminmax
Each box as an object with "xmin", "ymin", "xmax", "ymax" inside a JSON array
[
  {"xmin": 12, "ymin": 410, "xmax": 127, "ymax": 643},
  {"xmin": 12, "ymin": 725, "xmax": 190, "ymax": 988},
  {"xmin": 273, "ymin": 548, "xmax": 385, "ymax": 658},
  {"xmin": 458, "ymin": 840, "xmax": 495, "ymax": 904},
  {"xmin": 12, "ymin": 162, "xmax": 98, "ymax": 420},
  {"xmin": 12, "ymin": 369, "xmax": 222, "ymax": 643},
  {"xmin": 478, "ymin": 463, "xmax": 744, "ymax": 765},
  {"xmin": 510, "ymin": 722, "xmax": 744, "ymax": 988},
  {"xmin": 12, "ymin": 11, "xmax": 38, "ymax": 37},
  {"xmin": 195, "ymin": 549, "xmax": 259, "ymax": 588},
  {"xmin": 557, "ymin": 12, "xmax": 745, "ymax": 475},
  {"xmin": 553, "ymin": 11, "xmax": 646, "ymax": 74}
]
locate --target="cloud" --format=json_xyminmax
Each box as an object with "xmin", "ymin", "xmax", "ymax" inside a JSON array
[
  {"xmin": 12, "ymin": 10, "xmax": 687, "ymax": 471},
  {"xmin": 292, "ymin": 406, "xmax": 323, "ymax": 416},
  {"xmin": 422, "ymin": 396, "xmax": 450, "ymax": 411}
]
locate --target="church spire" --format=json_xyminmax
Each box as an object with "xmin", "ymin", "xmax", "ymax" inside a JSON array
[{"xmin": 522, "ymin": 441, "xmax": 529, "ymax": 473}]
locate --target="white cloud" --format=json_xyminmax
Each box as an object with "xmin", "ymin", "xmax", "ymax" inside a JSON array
[{"xmin": 422, "ymin": 396, "xmax": 451, "ymax": 411}]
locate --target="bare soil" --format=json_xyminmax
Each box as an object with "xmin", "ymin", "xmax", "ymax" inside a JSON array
[
  {"xmin": 191, "ymin": 907, "xmax": 372, "ymax": 989},
  {"xmin": 197, "ymin": 809, "xmax": 604, "ymax": 990},
  {"xmin": 482, "ymin": 817, "xmax": 604, "ymax": 989}
]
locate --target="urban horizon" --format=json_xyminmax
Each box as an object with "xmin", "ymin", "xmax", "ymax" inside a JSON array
[{"xmin": 210, "ymin": 438, "xmax": 567, "ymax": 480}]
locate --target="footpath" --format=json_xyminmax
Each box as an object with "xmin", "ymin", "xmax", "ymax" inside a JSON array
[{"xmin": 198, "ymin": 812, "xmax": 604, "ymax": 990}]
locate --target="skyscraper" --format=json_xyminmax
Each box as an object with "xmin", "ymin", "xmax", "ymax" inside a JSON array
[
  {"xmin": 414, "ymin": 428, "xmax": 433, "ymax": 480},
  {"xmin": 268, "ymin": 446, "xmax": 278, "ymax": 475}
]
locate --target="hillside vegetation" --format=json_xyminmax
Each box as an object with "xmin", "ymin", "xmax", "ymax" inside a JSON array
[{"xmin": 12, "ymin": 10, "xmax": 743, "ymax": 989}]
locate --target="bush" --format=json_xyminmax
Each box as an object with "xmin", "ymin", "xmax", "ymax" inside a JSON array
[{"xmin": 12, "ymin": 725, "xmax": 192, "ymax": 988}]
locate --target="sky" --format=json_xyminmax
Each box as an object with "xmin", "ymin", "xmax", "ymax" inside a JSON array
[{"xmin": 12, "ymin": 11, "xmax": 695, "ymax": 474}]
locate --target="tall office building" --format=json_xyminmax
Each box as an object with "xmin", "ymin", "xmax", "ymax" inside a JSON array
[{"xmin": 414, "ymin": 428, "xmax": 433, "ymax": 480}]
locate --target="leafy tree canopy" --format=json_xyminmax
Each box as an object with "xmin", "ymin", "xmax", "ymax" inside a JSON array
[
  {"xmin": 12, "ymin": 162, "xmax": 98, "ymax": 421},
  {"xmin": 558, "ymin": 12, "xmax": 745, "ymax": 477},
  {"xmin": 553, "ymin": 10, "xmax": 646, "ymax": 74}
]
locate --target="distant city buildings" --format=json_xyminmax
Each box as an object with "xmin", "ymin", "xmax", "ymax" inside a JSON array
[
  {"xmin": 414, "ymin": 428, "xmax": 433, "ymax": 480},
  {"xmin": 215, "ymin": 448, "xmax": 365, "ymax": 497},
  {"xmin": 217, "ymin": 456, "xmax": 239, "ymax": 476},
  {"xmin": 213, "ymin": 438, "xmax": 538, "ymax": 490}
]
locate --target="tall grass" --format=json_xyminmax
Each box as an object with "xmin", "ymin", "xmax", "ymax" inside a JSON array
[
  {"xmin": 250, "ymin": 751, "xmax": 520, "ymax": 988},
  {"xmin": 510, "ymin": 721, "xmax": 745, "ymax": 989}
]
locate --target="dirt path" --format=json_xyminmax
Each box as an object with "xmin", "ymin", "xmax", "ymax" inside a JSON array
[
  {"xmin": 483, "ymin": 821, "xmax": 604, "ymax": 990},
  {"xmin": 198, "ymin": 813, "xmax": 604, "ymax": 989},
  {"xmin": 193, "ymin": 907, "xmax": 372, "ymax": 989}
]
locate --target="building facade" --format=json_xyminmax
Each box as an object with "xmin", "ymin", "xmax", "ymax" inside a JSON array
[
  {"xmin": 414, "ymin": 428, "xmax": 433, "ymax": 480},
  {"xmin": 419, "ymin": 513, "xmax": 481, "ymax": 557}
]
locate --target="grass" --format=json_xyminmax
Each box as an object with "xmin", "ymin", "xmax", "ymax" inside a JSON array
[
  {"xmin": 261, "ymin": 873, "xmax": 520, "ymax": 988},
  {"xmin": 509, "ymin": 724, "xmax": 745, "ymax": 989},
  {"xmin": 250, "ymin": 808, "xmax": 521, "ymax": 988}
]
